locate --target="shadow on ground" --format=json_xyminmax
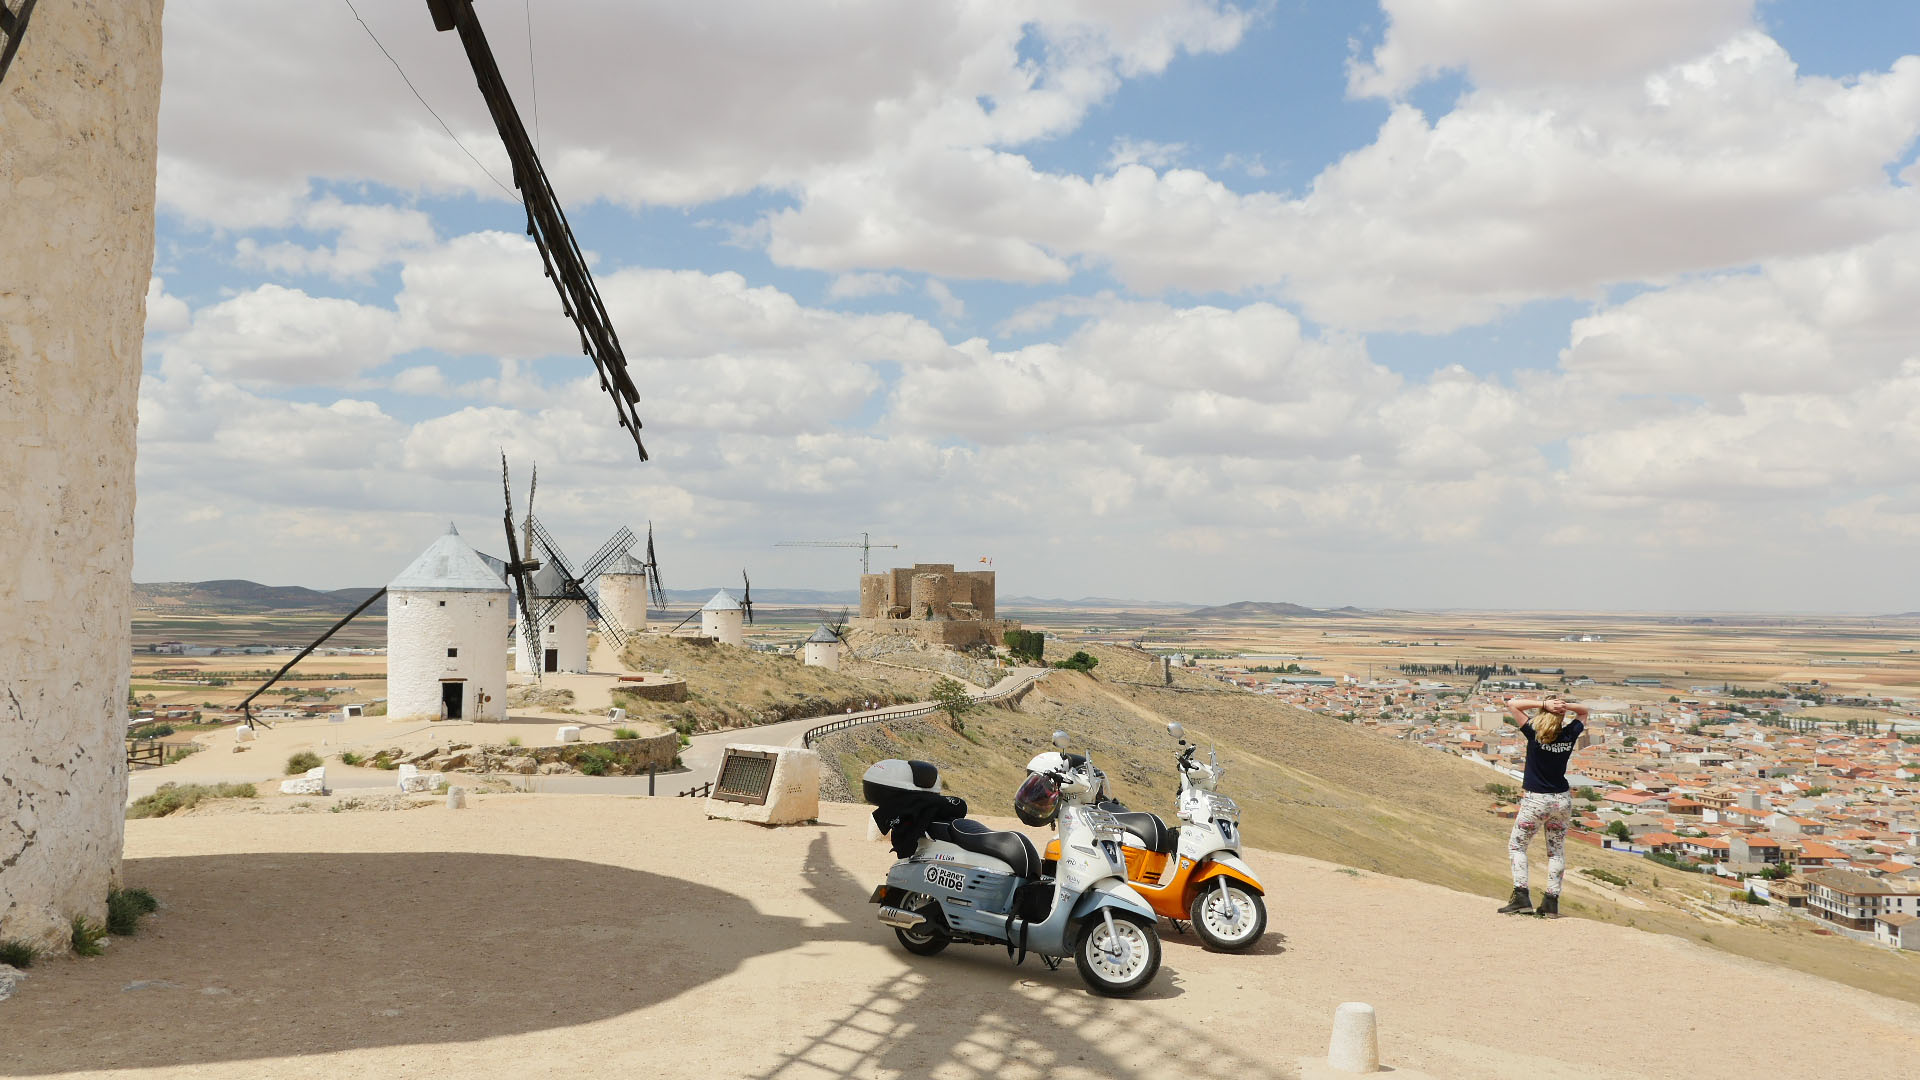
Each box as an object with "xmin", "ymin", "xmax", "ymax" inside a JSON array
[{"xmin": 1, "ymin": 851, "xmax": 793, "ymax": 1074}]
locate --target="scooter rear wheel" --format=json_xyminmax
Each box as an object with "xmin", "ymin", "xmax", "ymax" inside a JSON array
[
  {"xmin": 1189, "ymin": 880, "xmax": 1266, "ymax": 952},
  {"xmin": 1073, "ymin": 912, "xmax": 1161, "ymax": 996},
  {"xmin": 894, "ymin": 924, "xmax": 949, "ymax": 956}
]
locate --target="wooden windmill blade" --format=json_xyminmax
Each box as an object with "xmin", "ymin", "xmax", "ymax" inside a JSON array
[
  {"xmin": 0, "ymin": 1, "xmax": 40, "ymax": 86},
  {"xmin": 644, "ymin": 523, "xmax": 668, "ymax": 610},
  {"xmin": 499, "ymin": 454, "xmax": 545, "ymax": 681},
  {"xmin": 426, "ymin": 0, "xmax": 647, "ymax": 462}
]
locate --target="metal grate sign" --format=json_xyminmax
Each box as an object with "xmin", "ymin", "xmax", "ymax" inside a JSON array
[{"xmin": 713, "ymin": 749, "xmax": 777, "ymax": 805}]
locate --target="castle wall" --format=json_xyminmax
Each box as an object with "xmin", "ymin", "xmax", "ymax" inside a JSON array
[
  {"xmin": 858, "ymin": 575, "xmax": 886, "ymax": 619},
  {"xmin": 388, "ymin": 590, "xmax": 509, "ymax": 722},
  {"xmin": 0, "ymin": 0, "xmax": 164, "ymax": 950},
  {"xmin": 955, "ymin": 571, "xmax": 995, "ymax": 620}
]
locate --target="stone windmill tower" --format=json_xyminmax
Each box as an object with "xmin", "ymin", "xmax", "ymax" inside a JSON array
[
  {"xmin": 387, "ymin": 526, "xmax": 509, "ymax": 722},
  {"xmin": 596, "ymin": 552, "xmax": 651, "ymax": 636},
  {"xmin": 0, "ymin": 2, "xmax": 163, "ymax": 952},
  {"xmin": 700, "ymin": 590, "xmax": 747, "ymax": 647},
  {"xmin": 803, "ymin": 624, "xmax": 844, "ymax": 671}
]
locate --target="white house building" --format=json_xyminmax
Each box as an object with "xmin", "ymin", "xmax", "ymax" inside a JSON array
[
  {"xmin": 700, "ymin": 590, "xmax": 745, "ymax": 647},
  {"xmin": 388, "ymin": 525, "xmax": 509, "ymax": 722},
  {"xmin": 596, "ymin": 552, "xmax": 650, "ymax": 636},
  {"xmin": 803, "ymin": 624, "xmax": 843, "ymax": 671},
  {"xmin": 516, "ymin": 563, "xmax": 589, "ymax": 674}
]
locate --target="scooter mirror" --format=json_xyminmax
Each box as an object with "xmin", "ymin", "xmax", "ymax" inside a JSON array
[
  {"xmin": 1051, "ymin": 730, "xmax": 1070, "ymax": 749},
  {"xmin": 1166, "ymin": 722, "xmax": 1185, "ymax": 740}
]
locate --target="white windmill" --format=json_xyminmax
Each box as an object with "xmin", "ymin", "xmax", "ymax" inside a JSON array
[{"xmin": 386, "ymin": 524, "xmax": 509, "ymax": 721}]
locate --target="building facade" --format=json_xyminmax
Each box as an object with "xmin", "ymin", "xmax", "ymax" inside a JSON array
[
  {"xmin": 700, "ymin": 590, "xmax": 745, "ymax": 647},
  {"xmin": 851, "ymin": 562, "xmax": 1014, "ymax": 647},
  {"xmin": 596, "ymin": 552, "xmax": 650, "ymax": 636},
  {"xmin": 803, "ymin": 625, "xmax": 843, "ymax": 671}
]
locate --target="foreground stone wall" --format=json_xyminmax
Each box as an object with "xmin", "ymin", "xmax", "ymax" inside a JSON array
[{"xmin": 0, "ymin": 1, "xmax": 164, "ymax": 949}]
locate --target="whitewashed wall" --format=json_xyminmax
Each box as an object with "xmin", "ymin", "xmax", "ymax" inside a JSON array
[
  {"xmin": 388, "ymin": 589, "xmax": 508, "ymax": 721},
  {"xmin": 516, "ymin": 603, "xmax": 588, "ymax": 673},
  {"xmin": 598, "ymin": 572, "xmax": 649, "ymax": 634},
  {"xmin": 0, "ymin": 1, "xmax": 163, "ymax": 951}
]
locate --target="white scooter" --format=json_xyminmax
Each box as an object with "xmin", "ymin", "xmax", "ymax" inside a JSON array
[{"xmin": 864, "ymin": 733, "xmax": 1163, "ymax": 996}]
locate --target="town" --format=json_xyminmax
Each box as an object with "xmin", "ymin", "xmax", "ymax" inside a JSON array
[{"xmin": 1200, "ymin": 657, "xmax": 1920, "ymax": 949}]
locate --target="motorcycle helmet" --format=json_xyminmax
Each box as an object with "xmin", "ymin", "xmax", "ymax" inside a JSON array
[{"xmin": 1014, "ymin": 771, "xmax": 1062, "ymax": 827}]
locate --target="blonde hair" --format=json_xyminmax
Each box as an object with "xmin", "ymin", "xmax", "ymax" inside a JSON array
[{"xmin": 1533, "ymin": 705, "xmax": 1565, "ymax": 744}]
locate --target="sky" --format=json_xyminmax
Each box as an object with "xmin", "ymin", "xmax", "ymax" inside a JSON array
[{"xmin": 137, "ymin": 0, "xmax": 1920, "ymax": 611}]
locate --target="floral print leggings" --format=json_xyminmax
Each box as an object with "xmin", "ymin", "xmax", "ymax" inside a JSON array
[{"xmin": 1509, "ymin": 791, "xmax": 1572, "ymax": 895}]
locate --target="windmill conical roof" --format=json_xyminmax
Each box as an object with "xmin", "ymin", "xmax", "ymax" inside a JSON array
[
  {"xmin": 806, "ymin": 624, "xmax": 841, "ymax": 644},
  {"xmin": 702, "ymin": 589, "xmax": 742, "ymax": 612},
  {"xmin": 529, "ymin": 562, "xmax": 571, "ymax": 600},
  {"xmin": 602, "ymin": 552, "xmax": 648, "ymax": 576},
  {"xmin": 389, "ymin": 524, "xmax": 509, "ymax": 593}
]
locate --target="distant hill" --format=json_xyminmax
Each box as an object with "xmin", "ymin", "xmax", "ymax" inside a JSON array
[
  {"xmin": 1182, "ymin": 600, "xmax": 1362, "ymax": 619},
  {"xmin": 1002, "ymin": 595, "xmax": 1196, "ymax": 610},
  {"xmin": 135, "ymin": 580, "xmax": 387, "ymax": 615},
  {"xmin": 659, "ymin": 587, "xmax": 859, "ymax": 606}
]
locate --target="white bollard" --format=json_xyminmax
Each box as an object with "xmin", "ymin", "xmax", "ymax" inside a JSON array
[
  {"xmin": 1327, "ymin": 1002, "xmax": 1380, "ymax": 1074},
  {"xmin": 555, "ymin": 726, "xmax": 581, "ymax": 743},
  {"xmin": 446, "ymin": 787, "xmax": 466, "ymax": 810},
  {"xmin": 607, "ymin": 707, "xmax": 626, "ymax": 723}
]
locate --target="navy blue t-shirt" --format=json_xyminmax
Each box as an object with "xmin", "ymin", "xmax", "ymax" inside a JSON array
[{"xmin": 1521, "ymin": 718, "xmax": 1584, "ymax": 794}]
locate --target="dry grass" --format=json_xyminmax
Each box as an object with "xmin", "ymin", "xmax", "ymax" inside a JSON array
[
  {"xmin": 818, "ymin": 641, "xmax": 1920, "ymax": 1006},
  {"xmin": 615, "ymin": 636, "xmax": 914, "ymax": 734}
]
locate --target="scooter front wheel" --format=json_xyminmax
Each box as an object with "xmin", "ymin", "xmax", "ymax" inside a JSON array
[
  {"xmin": 1074, "ymin": 912, "xmax": 1161, "ymax": 996},
  {"xmin": 1189, "ymin": 880, "xmax": 1266, "ymax": 952}
]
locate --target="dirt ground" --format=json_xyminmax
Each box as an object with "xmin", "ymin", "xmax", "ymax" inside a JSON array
[{"xmin": 5, "ymin": 797, "xmax": 1917, "ymax": 1080}]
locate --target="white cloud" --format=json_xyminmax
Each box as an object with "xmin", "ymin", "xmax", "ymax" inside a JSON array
[
  {"xmin": 1108, "ymin": 138, "xmax": 1187, "ymax": 169},
  {"xmin": 157, "ymin": 284, "xmax": 399, "ymax": 385},
  {"xmin": 827, "ymin": 272, "xmax": 908, "ymax": 299},
  {"xmin": 924, "ymin": 279, "xmax": 966, "ymax": 322},
  {"xmin": 235, "ymin": 198, "xmax": 438, "ymax": 281},
  {"xmin": 1349, "ymin": 0, "xmax": 1756, "ymax": 98},
  {"xmin": 144, "ymin": 277, "xmax": 189, "ymax": 336}
]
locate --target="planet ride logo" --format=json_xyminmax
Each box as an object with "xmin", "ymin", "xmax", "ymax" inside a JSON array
[{"xmin": 925, "ymin": 865, "xmax": 966, "ymax": 891}]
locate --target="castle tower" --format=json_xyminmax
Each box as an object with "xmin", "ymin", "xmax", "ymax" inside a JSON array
[
  {"xmin": 596, "ymin": 552, "xmax": 650, "ymax": 635},
  {"xmin": 387, "ymin": 526, "xmax": 509, "ymax": 722},
  {"xmin": 515, "ymin": 563, "xmax": 589, "ymax": 674},
  {"xmin": 0, "ymin": 1, "xmax": 164, "ymax": 952},
  {"xmin": 803, "ymin": 625, "xmax": 843, "ymax": 671},
  {"xmin": 700, "ymin": 590, "xmax": 745, "ymax": 647}
]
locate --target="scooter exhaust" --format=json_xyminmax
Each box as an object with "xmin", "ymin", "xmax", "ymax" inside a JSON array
[{"xmin": 876, "ymin": 905, "xmax": 926, "ymax": 930}]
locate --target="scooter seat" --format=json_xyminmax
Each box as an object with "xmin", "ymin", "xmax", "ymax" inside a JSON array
[
  {"xmin": 928, "ymin": 818, "xmax": 1040, "ymax": 878},
  {"xmin": 1111, "ymin": 811, "xmax": 1177, "ymax": 855}
]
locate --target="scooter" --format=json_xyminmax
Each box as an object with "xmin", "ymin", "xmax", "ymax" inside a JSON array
[
  {"xmin": 1043, "ymin": 722, "xmax": 1267, "ymax": 951},
  {"xmin": 864, "ymin": 733, "xmax": 1163, "ymax": 996}
]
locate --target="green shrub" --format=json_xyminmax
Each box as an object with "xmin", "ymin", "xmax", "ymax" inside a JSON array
[
  {"xmin": 1481, "ymin": 782, "xmax": 1517, "ymax": 799},
  {"xmin": 1051, "ymin": 651, "xmax": 1099, "ymax": 673},
  {"xmin": 126, "ymin": 782, "xmax": 259, "ymax": 819},
  {"xmin": 506, "ymin": 736, "xmax": 523, "ymax": 747},
  {"xmin": 338, "ymin": 751, "xmax": 365, "ymax": 766},
  {"xmin": 1743, "ymin": 890, "xmax": 1770, "ymax": 906},
  {"xmin": 70, "ymin": 915, "xmax": 107, "ymax": 957},
  {"xmin": 164, "ymin": 744, "xmax": 204, "ymax": 765},
  {"xmin": 1003, "ymin": 629, "xmax": 1046, "ymax": 665},
  {"xmin": 1582, "ymin": 867, "xmax": 1630, "ymax": 888},
  {"xmin": 369, "ymin": 752, "xmax": 400, "ymax": 770},
  {"xmin": 576, "ymin": 746, "xmax": 618, "ymax": 776},
  {"xmin": 285, "ymin": 751, "xmax": 323, "ymax": 775},
  {"xmin": 613, "ymin": 727, "xmax": 639, "ymax": 740},
  {"xmin": 106, "ymin": 888, "xmax": 158, "ymax": 936},
  {"xmin": 0, "ymin": 939, "xmax": 39, "ymax": 968}
]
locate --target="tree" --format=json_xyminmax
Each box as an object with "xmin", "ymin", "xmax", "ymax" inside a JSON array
[
  {"xmin": 1052, "ymin": 651, "xmax": 1099, "ymax": 673},
  {"xmin": 929, "ymin": 676, "xmax": 975, "ymax": 732},
  {"xmin": 1606, "ymin": 820, "xmax": 1631, "ymax": 842},
  {"xmin": 1003, "ymin": 629, "xmax": 1045, "ymax": 665}
]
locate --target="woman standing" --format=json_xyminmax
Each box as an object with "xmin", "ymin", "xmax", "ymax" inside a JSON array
[{"xmin": 1499, "ymin": 696, "xmax": 1591, "ymax": 917}]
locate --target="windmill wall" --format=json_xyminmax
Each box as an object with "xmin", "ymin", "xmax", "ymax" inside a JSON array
[
  {"xmin": 701, "ymin": 608, "xmax": 745, "ymax": 648},
  {"xmin": 598, "ymin": 571, "xmax": 649, "ymax": 634},
  {"xmin": 517, "ymin": 604, "xmax": 589, "ymax": 674},
  {"xmin": 388, "ymin": 590, "xmax": 509, "ymax": 722},
  {"xmin": 0, "ymin": 1, "xmax": 164, "ymax": 950}
]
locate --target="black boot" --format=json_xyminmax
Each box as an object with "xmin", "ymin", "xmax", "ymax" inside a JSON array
[
  {"xmin": 1497, "ymin": 887, "xmax": 1533, "ymax": 914},
  {"xmin": 1536, "ymin": 894, "xmax": 1560, "ymax": 919}
]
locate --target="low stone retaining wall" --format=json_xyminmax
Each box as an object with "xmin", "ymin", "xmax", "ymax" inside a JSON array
[
  {"xmin": 365, "ymin": 734, "xmax": 680, "ymax": 777},
  {"xmin": 615, "ymin": 675, "xmax": 689, "ymax": 702}
]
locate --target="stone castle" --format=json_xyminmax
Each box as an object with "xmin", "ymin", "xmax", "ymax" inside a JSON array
[{"xmin": 852, "ymin": 563, "xmax": 1015, "ymax": 647}]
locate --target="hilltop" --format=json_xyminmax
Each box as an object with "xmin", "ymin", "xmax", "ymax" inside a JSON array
[
  {"xmin": 6, "ymin": 796, "xmax": 1917, "ymax": 1079},
  {"xmin": 135, "ymin": 579, "xmax": 386, "ymax": 615},
  {"xmin": 1181, "ymin": 600, "xmax": 1363, "ymax": 619},
  {"xmin": 813, "ymin": 642, "xmax": 1920, "ymax": 1005}
]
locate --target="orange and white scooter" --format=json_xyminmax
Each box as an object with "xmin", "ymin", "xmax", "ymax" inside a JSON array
[{"xmin": 1044, "ymin": 723, "xmax": 1267, "ymax": 950}]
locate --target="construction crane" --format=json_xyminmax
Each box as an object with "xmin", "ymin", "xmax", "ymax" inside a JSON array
[{"xmin": 776, "ymin": 533, "xmax": 899, "ymax": 575}]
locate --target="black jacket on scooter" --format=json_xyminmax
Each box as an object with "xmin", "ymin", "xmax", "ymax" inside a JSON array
[{"xmin": 871, "ymin": 790, "xmax": 969, "ymax": 858}]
